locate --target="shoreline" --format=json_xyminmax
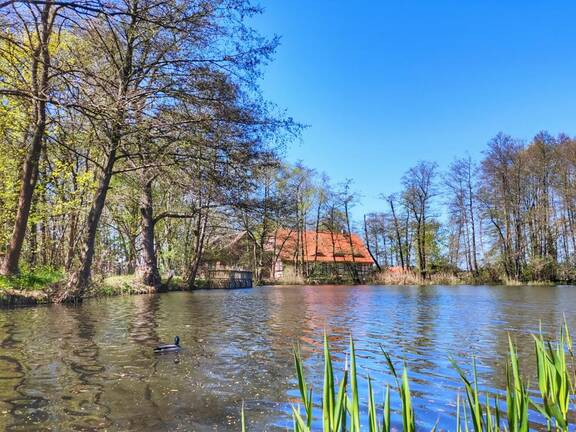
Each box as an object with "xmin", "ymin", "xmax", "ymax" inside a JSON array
[
  {"xmin": 0, "ymin": 275, "xmax": 189, "ymax": 307},
  {"xmin": 0, "ymin": 276, "xmax": 571, "ymax": 308}
]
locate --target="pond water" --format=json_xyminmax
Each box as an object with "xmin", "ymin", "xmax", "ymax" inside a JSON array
[{"xmin": 0, "ymin": 284, "xmax": 574, "ymax": 431}]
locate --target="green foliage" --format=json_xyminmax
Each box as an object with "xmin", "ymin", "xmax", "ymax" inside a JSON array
[
  {"xmin": 382, "ymin": 349, "xmax": 415, "ymax": 432},
  {"xmin": 522, "ymin": 256, "xmax": 558, "ymax": 283},
  {"xmin": 0, "ymin": 96, "xmax": 27, "ymax": 247},
  {"xmin": 0, "ymin": 267, "xmax": 63, "ymax": 291},
  {"xmin": 289, "ymin": 336, "xmax": 422, "ymax": 432},
  {"xmin": 293, "ymin": 342, "xmax": 313, "ymax": 431},
  {"xmin": 241, "ymin": 401, "xmax": 247, "ymax": 432},
  {"xmin": 532, "ymin": 322, "xmax": 574, "ymax": 431},
  {"xmin": 451, "ymin": 336, "xmax": 531, "ymax": 432},
  {"xmin": 451, "ymin": 356, "xmax": 504, "ymax": 432},
  {"xmin": 505, "ymin": 336, "xmax": 530, "ymax": 432},
  {"xmin": 243, "ymin": 328, "xmax": 576, "ymax": 432}
]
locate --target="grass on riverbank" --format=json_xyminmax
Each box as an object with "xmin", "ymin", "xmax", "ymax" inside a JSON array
[
  {"xmin": 98, "ymin": 274, "xmax": 196, "ymax": 295},
  {"xmin": 244, "ymin": 323, "xmax": 575, "ymax": 432},
  {"xmin": 372, "ymin": 269, "xmax": 564, "ymax": 286},
  {"xmin": 0, "ymin": 270, "xmax": 180, "ymax": 293},
  {"xmin": 372, "ymin": 269, "xmax": 500, "ymax": 286},
  {"xmin": 0, "ymin": 268, "xmax": 221, "ymax": 305},
  {"xmin": 0, "ymin": 271, "xmax": 147, "ymax": 296},
  {"xmin": 0, "ymin": 272, "xmax": 159, "ymax": 305},
  {"xmin": 0, "ymin": 267, "xmax": 64, "ymax": 305},
  {"xmin": 0, "ymin": 267, "xmax": 64, "ymax": 291},
  {"xmin": 97, "ymin": 275, "xmax": 154, "ymax": 296}
]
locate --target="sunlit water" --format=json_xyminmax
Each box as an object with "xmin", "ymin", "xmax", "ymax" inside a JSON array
[{"xmin": 0, "ymin": 285, "xmax": 574, "ymax": 431}]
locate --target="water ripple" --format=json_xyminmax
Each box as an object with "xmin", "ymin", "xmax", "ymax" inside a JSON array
[{"xmin": 0, "ymin": 285, "xmax": 574, "ymax": 430}]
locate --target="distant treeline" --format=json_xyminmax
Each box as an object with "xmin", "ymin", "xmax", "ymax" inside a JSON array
[{"xmin": 364, "ymin": 132, "xmax": 576, "ymax": 283}]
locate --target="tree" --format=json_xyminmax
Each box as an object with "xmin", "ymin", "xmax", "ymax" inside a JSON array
[
  {"xmin": 445, "ymin": 156, "xmax": 479, "ymax": 275},
  {"xmin": 0, "ymin": 1, "xmax": 56, "ymax": 274},
  {"xmin": 362, "ymin": 213, "xmax": 382, "ymax": 271},
  {"xmin": 402, "ymin": 161, "xmax": 437, "ymax": 278},
  {"xmin": 383, "ymin": 194, "xmax": 406, "ymax": 269},
  {"xmin": 478, "ymin": 133, "xmax": 524, "ymax": 280},
  {"xmin": 51, "ymin": 0, "xmax": 283, "ymax": 301}
]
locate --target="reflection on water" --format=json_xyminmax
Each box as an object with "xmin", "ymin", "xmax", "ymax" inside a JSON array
[{"xmin": 0, "ymin": 285, "xmax": 574, "ymax": 431}]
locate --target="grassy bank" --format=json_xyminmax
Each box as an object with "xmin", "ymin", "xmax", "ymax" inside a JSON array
[
  {"xmin": 0, "ymin": 270, "xmax": 216, "ymax": 306},
  {"xmin": 246, "ymin": 324, "xmax": 575, "ymax": 432},
  {"xmin": 0, "ymin": 271, "xmax": 168, "ymax": 306},
  {"xmin": 0, "ymin": 267, "xmax": 64, "ymax": 291},
  {"xmin": 0, "ymin": 267, "xmax": 64, "ymax": 305},
  {"xmin": 0, "ymin": 267, "xmax": 567, "ymax": 306}
]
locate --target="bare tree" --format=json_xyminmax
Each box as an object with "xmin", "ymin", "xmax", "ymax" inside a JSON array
[
  {"xmin": 445, "ymin": 156, "xmax": 479, "ymax": 275},
  {"xmin": 52, "ymin": 0, "xmax": 281, "ymax": 301},
  {"xmin": 384, "ymin": 194, "xmax": 405, "ymax": 269},
  {"xmin": 402, "ymin": 161, "xmax": 437, "ymax": 278}
]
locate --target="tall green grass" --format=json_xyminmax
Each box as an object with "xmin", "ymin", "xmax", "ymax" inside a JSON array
[{"xmin": 242, "ymin": 324, "xmax": 576, "ymax": 431}]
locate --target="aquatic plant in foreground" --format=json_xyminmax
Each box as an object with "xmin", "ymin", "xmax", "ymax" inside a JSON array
[{"xmin": 242, "ymin": 324, "xmax": 575, "ymax": 431}]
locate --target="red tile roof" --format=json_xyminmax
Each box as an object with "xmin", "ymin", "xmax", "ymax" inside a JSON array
[{"xmin": 273, "ymin": 229, "xmax": 375, "ymax": 264}]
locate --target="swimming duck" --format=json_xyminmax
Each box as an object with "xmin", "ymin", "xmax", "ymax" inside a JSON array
[{"xmin": 154, "ymin": 336, "xmax": 181, "ymax": 353}]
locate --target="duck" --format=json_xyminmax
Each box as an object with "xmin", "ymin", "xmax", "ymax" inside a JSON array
[{"xmin": 154, "ymin": 336, "xmax": 181, "ymax": 353}]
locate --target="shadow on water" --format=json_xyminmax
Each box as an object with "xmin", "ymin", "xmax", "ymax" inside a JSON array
[
  {"xmin": 0, "ymin": 316, "xmax": 47, "ymax": 432},
  {"xmin": 61, "ymin": 304, "xmax": 112, "ymax": 430},
  {"xmin": 0, "ymin": 285, "xmax": 575, "ymax": 431}
]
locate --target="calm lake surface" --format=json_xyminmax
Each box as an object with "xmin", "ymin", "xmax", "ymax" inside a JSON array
[{"xmin": 0, "ymin": 284, "xmax": 574, "ymax": 431}]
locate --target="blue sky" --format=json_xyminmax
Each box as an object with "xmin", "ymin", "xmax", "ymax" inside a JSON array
[{"xmin": 253, "ymin": 1, "xmax": 576, "ymax": 219}]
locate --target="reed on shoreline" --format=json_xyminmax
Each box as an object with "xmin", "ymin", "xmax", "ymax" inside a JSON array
[{"xmin": 243, "ymin": 323, "xmax": 575, "ymax": 431}]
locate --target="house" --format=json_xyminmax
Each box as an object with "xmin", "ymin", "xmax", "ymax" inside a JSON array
[{"xmin": 269, "ymin": 229, "xmax": 376, "ymax": 282}]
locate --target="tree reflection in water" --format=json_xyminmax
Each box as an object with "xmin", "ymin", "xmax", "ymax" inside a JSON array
[{"xmin": 0, "ymin": 285, "xmax": 573, "ymax": 431}]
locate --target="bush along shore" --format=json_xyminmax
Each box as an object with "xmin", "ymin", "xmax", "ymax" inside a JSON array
[{"xmin": 242, "ymin": 324, "xmax": 575, "ymax": 432}]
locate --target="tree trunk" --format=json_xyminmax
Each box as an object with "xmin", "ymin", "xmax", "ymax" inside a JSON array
[
  {"xmin": 420, "ymin": 207, "xmax": 427, "ymax": 278},
  {"xmin": 186, "ymin": 209, "xmax": 209, "ymax": 289},
  {"xmin": 344, "ymin": 202, "xmax": 355, "ymax": 263},
  {"xmin": 404, "ymin": 211, "xmax": 412, "ymax": 268},
  {"xmin": 139, "ymin": 176, "xmax": 161, "ymax": 288},
  {"xmin": 28, "ymin": 220, "xmax": 38, "ymax": 268},
  {"xmin": 0, "ymin": 2, "xmax": 53, "ymax": 276},
  {"xmin": 388, "ymin": 199, "xmax": 405, "ymax": 269},
  {"xmin": 65, "ymin": 212, "xmax": 78, "ymax": 272},
  {"xmin": 54, "ymin": 146, "xmax": 117, "ymax": 302},
  {"xmin": 255, "ymin": 181, "xmax": 270, "ymax": 284},
  {"xmin": 415, "ymin": 217, "xmax": 424, "ymax": 275},
  {"xmin": 344, "ymin": 201, "xmax": 360, "ymax": 283},
  {"xmin": 2, "ymin": 128, "xmax": 44, "ymax": 275},
  {"xmin": 363, "ymin": 214, "xmax": 381, "ymax": 271},
  {"xmin": 314, "ymin": 199, "xmax": 321, "ymax": 262},
  {"xmin": 466, "ymin": 161, "xmax": 479, "ymax": 275}
]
